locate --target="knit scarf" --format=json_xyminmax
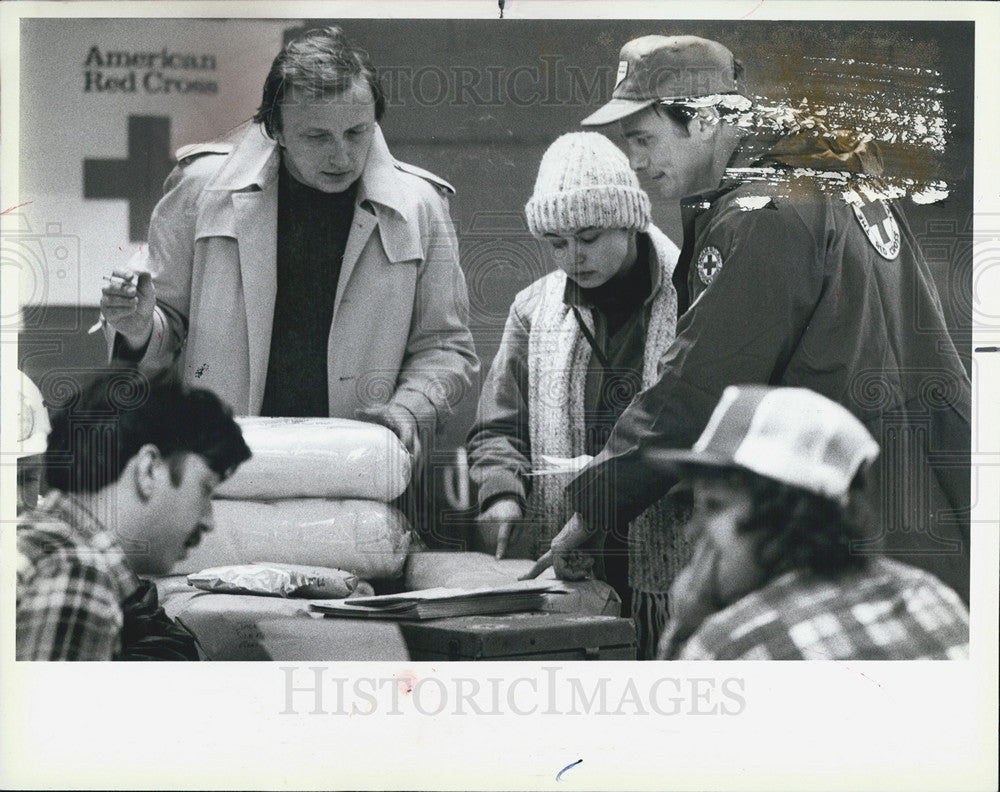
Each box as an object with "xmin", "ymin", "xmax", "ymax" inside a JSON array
[{"xmin": 526, "ymin": 227, "xmax": 693, "ymax": 655}]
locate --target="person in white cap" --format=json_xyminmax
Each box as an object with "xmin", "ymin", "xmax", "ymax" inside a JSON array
[
  {"xmin": 16, "ymin": 370, "xmax": 51, "ymax": 513},
  {"xmin": 526, "ymin": 35, "xmax": 972, "ymax": 604},
  {"xmin": 653, "ymin": 384, "xmax": 969, "ymax": 660},
  {"xmin": 466, "ymin": 132, "xmax": 688, "ymax": 658}
]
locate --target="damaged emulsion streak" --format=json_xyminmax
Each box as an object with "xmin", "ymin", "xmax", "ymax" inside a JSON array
[{"xmin": 720, "ymin": 53, "xmax": 952, "ymax": 212}]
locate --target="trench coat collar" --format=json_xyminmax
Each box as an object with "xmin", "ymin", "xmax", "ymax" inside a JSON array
[
  {"xmin": 204, "ymin": 122, "xmax": 409, "ymax": 220},
  {"xmin": 204, "ymin": 122, "xmax": 279, "ymax": 193},
  {"xmin": 356, "ymin": 126, "xmax": 410, "ymax": 222}
]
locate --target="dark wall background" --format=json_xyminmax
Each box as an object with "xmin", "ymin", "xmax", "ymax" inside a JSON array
[{"xmin": 19, "ymin": 18, "xmax": 974, "ymax": 430}]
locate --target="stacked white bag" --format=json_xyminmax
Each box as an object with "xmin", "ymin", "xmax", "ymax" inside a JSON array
[{"xmin": 171, "ymin": 417, "xmax": 413, "ymax": 581}]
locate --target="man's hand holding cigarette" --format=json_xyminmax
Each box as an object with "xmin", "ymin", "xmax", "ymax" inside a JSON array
[{"xmin": 99, "ymin": 269, "xmax": 156, "ymax": 350}]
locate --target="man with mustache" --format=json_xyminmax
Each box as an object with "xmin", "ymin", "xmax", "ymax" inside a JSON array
[{"xmin": 16, "ymin": 369, "xmax": 251, "ymax": 660}]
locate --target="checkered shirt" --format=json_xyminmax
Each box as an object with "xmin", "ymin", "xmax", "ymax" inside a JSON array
[
  {"xmin": 662, "ymin": 558, "xmax": 969, "ymax": 660},
  {"xmin": 17, "ymin": 492, "xmax": 140, "ymax": 661}
]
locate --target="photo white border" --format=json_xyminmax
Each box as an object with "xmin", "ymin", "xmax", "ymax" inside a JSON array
[{"xmin": 1, "ymin": 2, "xmax": 997, "ymax": 790}]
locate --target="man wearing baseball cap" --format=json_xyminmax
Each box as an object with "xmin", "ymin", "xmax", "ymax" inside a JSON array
[
  {"xmin": 525, "ymin": 35, "xmax": 972, "ymax": 607},
  {"xmin": 582, "ymin": 35, "xmax": 745, "ymax": 203},
  {"xmin": 654, "ymin": 385, "xmax": 969, "ymax": 660}
]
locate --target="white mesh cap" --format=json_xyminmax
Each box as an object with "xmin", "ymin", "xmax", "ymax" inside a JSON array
[
  {"xmin": 18, "ymin": 371, "xmax": 50, "ymax": 458},
  {"xmin": 665, "ymin": 385, "xmax": 880, "ymax": 504}
]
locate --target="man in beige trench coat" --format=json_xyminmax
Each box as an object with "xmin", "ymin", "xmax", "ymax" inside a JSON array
[{"xmin": 100, "ymin": 26, "xmax": 478, "ymax": 465}]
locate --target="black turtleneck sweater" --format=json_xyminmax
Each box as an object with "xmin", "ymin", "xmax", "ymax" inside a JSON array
[
  {"xmin": 565, "ymin": 232, "xmax": 654, "ymax": 455},
  {"xmin": 260, "ymin": 165, "xmax": 358, "ymax": 417}
]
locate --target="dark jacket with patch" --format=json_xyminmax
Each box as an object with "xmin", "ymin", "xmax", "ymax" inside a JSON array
[{"xmin": 569, "ymin": 132, "xmax": 972, "ymax": 602}]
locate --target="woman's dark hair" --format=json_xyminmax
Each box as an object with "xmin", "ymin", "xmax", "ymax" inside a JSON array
[
  {"xmin": 700, "ymin": 466, "xmax": 871, "ymax": 582},
  {"xmin": 253, "ymin": 25, "xmax": 386, "ymax": 138},
  {"xmin": 44, "ymin": 367, "xmax": 251, "ymax": 494}
]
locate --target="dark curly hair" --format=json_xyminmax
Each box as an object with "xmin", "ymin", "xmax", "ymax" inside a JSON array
[
  {"xmin": 253, "ymin": 25, "xmax": 386, "ymax": 139},
  {"xmin": 44, "ymin": 367, "xmax": 251, "ymax": 494},
  {"xmin": 696, "ymin": 466, "xmax": 871, "ymax": 582}
]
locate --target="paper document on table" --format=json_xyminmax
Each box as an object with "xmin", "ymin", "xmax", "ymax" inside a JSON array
[
  {"xmin": 310, "ymin": 579, "xmax": 570, "ymax": 620},
  {"xmin": 528, "ymin": 454, "xmax": 594, "ymax": 476}
]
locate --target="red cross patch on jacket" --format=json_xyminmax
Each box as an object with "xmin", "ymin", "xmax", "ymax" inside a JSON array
[{"xmin": 852, "ymin": 200, "xmax": 901, "ymax": 260}]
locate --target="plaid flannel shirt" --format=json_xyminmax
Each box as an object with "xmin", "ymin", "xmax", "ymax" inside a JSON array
[
  {"xmin": 17, "ymin": 492, "xmax": 140, "ymax": 661},
  {"xmin": 661, "ymin": 558, "xmax": 969, "ymax": 660}
]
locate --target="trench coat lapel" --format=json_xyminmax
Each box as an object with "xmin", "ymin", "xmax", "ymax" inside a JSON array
[
  {"xmin": 334, "ymin": 208, "xmax": 377, "ymax": 323},
  {"xmin": 333, "ymin": 127, "xmax": 401, "ymax": 323},
  {"xmin": 203, "ymin": 123, "xmax": 280, "ymax": 411},
  {"xmin": 233, "ymin": 186, "xmax": 278, "ymax": 409},
  {"xmin": 332, "ymin": 126, "xmax": 423, "ymax": 322}
]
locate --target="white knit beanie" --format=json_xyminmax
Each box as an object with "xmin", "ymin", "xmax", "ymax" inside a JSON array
[{"xmin": 525, "ymin": 132, "xmax": 651, "ymax": 236}]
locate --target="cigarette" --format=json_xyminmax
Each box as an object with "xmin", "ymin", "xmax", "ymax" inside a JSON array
[{"xmin": 92, "ymin": 274, "xmax": 139, "ymax": 333}]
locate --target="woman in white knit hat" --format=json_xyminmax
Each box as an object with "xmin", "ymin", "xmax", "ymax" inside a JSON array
[{"xmin": 467, "ymin": 131, "xmax": 691, "ymax": 658}]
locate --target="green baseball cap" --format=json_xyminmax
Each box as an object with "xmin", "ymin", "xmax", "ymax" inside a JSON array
[{"xmin": 581, "ymin": 35, "xmax": 741, "ymax": 127}]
